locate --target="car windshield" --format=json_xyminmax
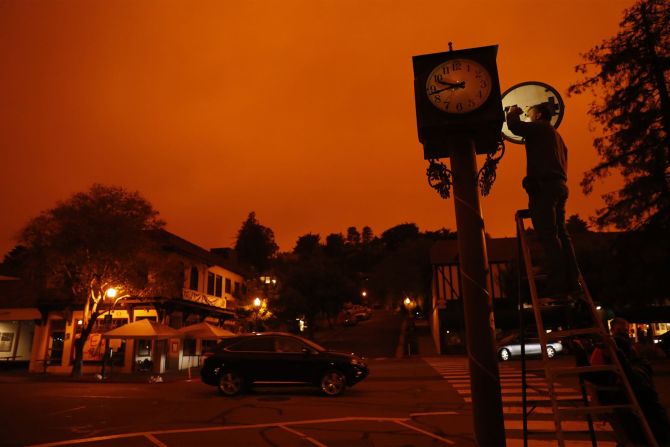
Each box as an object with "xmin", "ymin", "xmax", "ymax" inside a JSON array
[
  {"xmin": 295, "ymin": 335, "xmax": 326, "ymax": 352},
  {"xmin": 499, "ymin": 333, "xmax": 540, "ymax": 345},
  {"xmin": 499, "ymin": 334, "xmax": 519, "ymax": 345}
]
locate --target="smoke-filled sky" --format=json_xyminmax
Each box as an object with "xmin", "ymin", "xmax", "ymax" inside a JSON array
[{"xmin": 0, "ymin": 0, "xmax": 634, "ymax": 257}]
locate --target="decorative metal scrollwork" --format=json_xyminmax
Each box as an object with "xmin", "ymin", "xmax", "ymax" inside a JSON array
[
  {"xmin": 477, "ymin": 139, "xmax": 505, "ymax": 197},
  {"xmin": 427, "ymin": 158, "xmax": 453, "ymax": 199}
]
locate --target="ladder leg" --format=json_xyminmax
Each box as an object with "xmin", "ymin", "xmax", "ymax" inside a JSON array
[{"xmin": 514, "ymin": 210, "xmax": 660, "ymax": 447}]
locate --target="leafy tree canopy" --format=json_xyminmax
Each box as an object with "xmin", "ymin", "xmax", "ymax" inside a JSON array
[
  {"xmin": 234, "ymin": 211, "xmax": 278, "ymax": 273},
  {"xmin": 17, "ymin": 184, "xmax": 172, "ymax": 376},
  {"xmin": 568, "ymin": 0, "xmax": 670, "ymax": 231},
  {"xmin": 19, "ymin": 184, "xmax": 166, "ymax": 302},
  {"xmin": 293, "ymin": 233, "xmax": 321, "ymax": 257},
  {"xmin": 566, "ymin": 214, "xmax": 590, "ymax": 233},
  {"xmin": 381, "ymin": 223, "xmax": 420, "ymax": 250}
]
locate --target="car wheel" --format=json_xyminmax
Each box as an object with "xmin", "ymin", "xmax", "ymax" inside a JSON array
[
  {"xmin": 546, "ymin": 346, "xmax": 556, "ymax": 359},
  {"xmin": 499, "ymin": 348, "xmax": 511, "ymax": 361},
  {"xmin": 320, "ymin": 369, "xmax": 346, "ymax": 397},
  {"xmin": 218, "ymin": 371, "xmax": 243, "ymax": 396}
]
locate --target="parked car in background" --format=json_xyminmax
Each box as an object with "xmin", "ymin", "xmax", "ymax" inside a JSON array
[
  {"xmin": 342, "ymin": 311, "xmax": 358, "ymax": 326},
  {"xmin": 497, "ymin": 333, "xmax": 563, "ymax": 361},
  {"xmin": 351, "ymin": 305, "xmax": 372, "ymax": 321},
  {"xmin": 200, "ymin": 332, "xmax": 369, "ymax": 397}
]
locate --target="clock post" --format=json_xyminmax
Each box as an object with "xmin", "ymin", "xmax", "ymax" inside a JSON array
[{"xmin": 413, "ymin": 45, "xmax": 506, "ymax": 447}]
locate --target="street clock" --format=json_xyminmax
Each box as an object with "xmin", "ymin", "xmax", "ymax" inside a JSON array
[{"xmin": 413, "ymin": 45, "xmax": 504, "ymax": 159}]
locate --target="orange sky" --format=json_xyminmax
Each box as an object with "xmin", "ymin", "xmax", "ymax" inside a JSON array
[{"xmin": 0, "ymin": 0, "xmax": 635, "ymax": 257}]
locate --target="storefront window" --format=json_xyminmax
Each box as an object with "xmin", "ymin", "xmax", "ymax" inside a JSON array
[
  {"xmin": 183, "ymin": 339, "xmax": 196, "ymax": 356},
  {"xmin": 0, "ymin": 332, "xmax": 14, "ymax": 352},
  {"xmin": 137, "ymin": 339, "xmax": 152, "ymax": 357}
]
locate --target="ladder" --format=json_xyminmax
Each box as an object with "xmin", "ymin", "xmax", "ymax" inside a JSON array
[{"xmin": 515, "ymin": 209, "xmax": 658, "ymax": 447}]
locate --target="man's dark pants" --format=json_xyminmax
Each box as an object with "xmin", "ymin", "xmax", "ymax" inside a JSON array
[{"xmin": 526, "ymin": 179, "xmax": 580, "ymax": 296}]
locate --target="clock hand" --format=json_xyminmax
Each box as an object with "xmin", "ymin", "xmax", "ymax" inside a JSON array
[
  {"xmin": 428, "ymin": 84, "xmax": 463, "ymax": 95},
  {"xmin": 437, "ymin": 80, "xmax": 465, "ymax": 88}
]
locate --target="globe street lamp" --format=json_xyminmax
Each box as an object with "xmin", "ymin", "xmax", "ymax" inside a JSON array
[
  {"xmin": 253, "ymin": 297, "xmax": 262, "ymax": 332},
  {"xmin": 101, "ymin": 287, "xmax": 130, "ymax": 379}
]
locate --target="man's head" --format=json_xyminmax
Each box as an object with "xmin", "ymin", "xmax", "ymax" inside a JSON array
[{"xmin": 527, "ymin": 103, "xmax": 552, "ymax": 122}]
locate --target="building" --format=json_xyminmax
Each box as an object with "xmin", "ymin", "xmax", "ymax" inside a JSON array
[
  {"xmin": 429, "ymin": 233, "xmax": 670, "ymax": 354},
  {"xmin": 0, "ymin": 230, "xmax": 246, "ymax": 375}
]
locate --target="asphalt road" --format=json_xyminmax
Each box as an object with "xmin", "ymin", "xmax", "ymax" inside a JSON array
[
  {"xmin": 312, "ymin": 309, "xmax": 404, "ymax": 359},
  {"xmin": 3, "ymin": 310, "xmax": 670, "ymax": 447}
]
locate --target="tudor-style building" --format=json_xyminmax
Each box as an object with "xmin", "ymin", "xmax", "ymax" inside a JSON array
[
  {"xmin": 428, "ymin": 233, "xmax": 670, "ymax": 354},
  {"xmin": 0, "ymin": 230, "xmax": 246, "ymax": 375}
]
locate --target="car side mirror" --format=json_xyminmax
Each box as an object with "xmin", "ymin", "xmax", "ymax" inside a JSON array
[{"xmin": 301, "ymin": 348, "xmax": 313, "ymax": 356}]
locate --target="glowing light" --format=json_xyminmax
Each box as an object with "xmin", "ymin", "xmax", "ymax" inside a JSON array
[
  {"xmin": 404, "ymin": 297, "xmax": 411, "ymax": 306},
  {"xmin": 254, "ymin": 297, "xmax": 261, "ymax": 307},
  {"xmin": 106, "ymin": 287, "xmax": 118, "ymax": 299}
]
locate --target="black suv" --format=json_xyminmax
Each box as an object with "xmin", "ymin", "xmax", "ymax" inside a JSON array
[{"xmin": 200, "ymin": 332, "xmax": 369, "ymax": 397}]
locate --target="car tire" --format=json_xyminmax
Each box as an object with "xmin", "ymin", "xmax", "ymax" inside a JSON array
[
  {"xmin": 499, "ymin": 348, "xmax": 511, "ymax": 361},
  {"xmin": 546, "ymin": 346, "xmax": 556, "ymax": 359},
  {"xmin": 218, "ymin": 370, "xmax": 244, "ymax": 396},
  {"xmin": 320, "ymin": 369, "xmax": 346, "ymax": 397}
]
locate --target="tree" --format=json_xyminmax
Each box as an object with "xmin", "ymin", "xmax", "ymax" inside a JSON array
[
  {"xmin": 275, "ymin": 256, "xmax": 356, "ymax": 335},
  {"xmin": 346, "ymin": 226, "xmax": 361, "ymax": 245},
  {"xmin": 361, "ymin": 226, "xmax": 374, "ymax": 244},
  {"xmin": 18, "ymin": 184, "xmax": 171, "ymax": 377},
  {"xmin": 380, "ymin": 223, "xmax": 420, "ymax": 250},
  {"xmin": 0, "ymin": 245, "xmax": 29, "ymax": 277},
  {"xmin": 293, "ymin": 233, "xmax": 321, "ymax": 257},
  {"xmin": 234, "ymin": 212, "xmax": 278, "ymax": 273},
  {"xmin": 568, "ymin": 0, "xmax": 670, "ymax": 231},
  {"xmin": 324, "ymin": 233, "xmax": 345, "ymax": 256},
  {"xmin": 566, "ymin": 214, "xmax": 590, "ymax": 233}
]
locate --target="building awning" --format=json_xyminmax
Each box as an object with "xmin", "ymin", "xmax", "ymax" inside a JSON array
[
  {"xmin": 0, "ymin": 308, "xmax": 41, "ymax": 321},
  {"xmin": 103, "ymin": 319, "xmax": 181, "ymax": 339},
  {"xmin": 178, "ymin": 322, "xmax": 235, "ymax": 339}
]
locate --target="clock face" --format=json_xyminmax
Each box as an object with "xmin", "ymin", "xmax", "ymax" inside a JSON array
[{"xmin": 425, "ymin": 59, "xmax": 492, "ymax": 114}]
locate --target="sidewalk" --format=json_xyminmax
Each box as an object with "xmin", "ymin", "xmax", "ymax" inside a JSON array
[{"xmin": 0, "ymin": 365, "xmax": 196, "ymax": 384}]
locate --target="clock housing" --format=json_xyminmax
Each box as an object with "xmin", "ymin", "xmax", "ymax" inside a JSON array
[{"xmin": 412, "ymin": 45, "xmax": 504, "ymax": 158}]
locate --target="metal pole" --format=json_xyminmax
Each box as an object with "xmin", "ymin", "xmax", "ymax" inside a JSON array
[{"xmin": 450, "ymin": 138, "xmax": 506, "ymax": 446}]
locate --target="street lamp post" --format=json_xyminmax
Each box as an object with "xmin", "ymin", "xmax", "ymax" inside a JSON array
[
  {"xmin": 253, "ymin": 297, "xmax": 261, "ymax": 332},
  {"xmin": 101, "ymin": 287, "xmax": 129, "ymax": 379}
]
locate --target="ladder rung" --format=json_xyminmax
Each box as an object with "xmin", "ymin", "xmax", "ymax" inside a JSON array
[
  {"xmin": 545, "ymin": 327, "xmax": 605, "ymax": 340},
  {"xmin": 517, "ymin": 209, "xmax": 531, "ymax": 219},
  {"xmin": 547, "ymin": 364, "xmax": 619, "ymax": 376},
  {"xmin": 558, "ymin": 404, "xmax": 635, "ymax": 416}
]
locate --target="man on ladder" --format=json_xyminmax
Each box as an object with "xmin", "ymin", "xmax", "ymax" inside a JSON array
[
  {"xmin": 509, "ymin": 104, "xmax": 662, "ymax": 446},
  {"xmin": 507, "ymin": 104, "xmax": 581, "ymax": 299}
]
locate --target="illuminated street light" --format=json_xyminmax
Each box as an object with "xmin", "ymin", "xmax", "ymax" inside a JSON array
[
  {"xmin": 404, "ymin": 297, "xmax": 411, "ymax": 306},
  {"xmin": 253, "ymin": 297, "xmax": 263, "ymax": 332},
  {"xmin": 106, "ymin": 287, "xmax": 118, "ymax": 299}
]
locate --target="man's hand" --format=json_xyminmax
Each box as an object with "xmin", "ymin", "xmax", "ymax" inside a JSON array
[{"xmin": 506, "ymin": 105, "xmax": 523, "ymax": 117}]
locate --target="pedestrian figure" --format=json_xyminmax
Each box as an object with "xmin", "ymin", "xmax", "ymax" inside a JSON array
[
  {"xmin": 506, "ymin": 104, "xmax": 581, "ymax": 298},
  {"xmin": 589, "ymin": 317, "xmax": 670, "ymax": 445}
]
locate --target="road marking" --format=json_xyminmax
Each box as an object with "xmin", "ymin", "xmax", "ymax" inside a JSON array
[
  {"xmin": 422, "ymin": 357, "xmax": 616, "ymax": 445},
  {"xmin": 29, "ymin": 416, "xmax": 437, "ymax": 447},
  {"xmin": 144, "ymin": 434, "xmax": 168, "ymax": 447},
  {"xmin": 409, "ymin": 411, "xmax": 459, "ymax": 417},
  {"xmin": 48, "ymin": 405, "xmax": 87, "ymax": 415}
]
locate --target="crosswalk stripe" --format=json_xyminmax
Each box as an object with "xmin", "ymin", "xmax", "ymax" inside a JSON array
[{"xmin": 423, "ymin": 357, "xmax": 615, "ymax": 445}]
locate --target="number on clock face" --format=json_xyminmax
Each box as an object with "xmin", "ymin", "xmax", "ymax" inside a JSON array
[{"xmin": 425, "ymin": 59, "xmax": 492, "ymax": 114}]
